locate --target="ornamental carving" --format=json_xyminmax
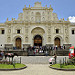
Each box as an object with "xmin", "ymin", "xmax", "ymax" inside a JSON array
[
  {"xmin": 15, "ymin": 25, "xmax": 22, "ymax": 29},
  {"xmin": 48, "ymin": 26, "xmax": 51, "ymax": 34},
  {"xmin": 25, "ymin": 28, "xmax": 28, "ymax": 33},
  {"xmin": 54, "ymin": 24, "xmax": 61, "ymax": 29},
  {"xmin": 31, "ymin": 27, "xmax": 45, "ymax": 34},
  {"xmin": 65, "ymin": 26, "xmax": 68, "ymax": 35}
]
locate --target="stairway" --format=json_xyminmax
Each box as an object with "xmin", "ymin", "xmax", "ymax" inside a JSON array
[{"xmin": 56, "ymin": 50, "xmax": 69, "ymax": 56}]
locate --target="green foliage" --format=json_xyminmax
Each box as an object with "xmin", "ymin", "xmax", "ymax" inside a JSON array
[
  {"xmin": 52, "ymin": 64, "xmax": 75, "ymax": 69},
  {"xmin": 68, "ymin": 57, "xmax": 75, "ymax": 65},
  {"xmin": 0, "ymin": 63, "xmax": 26, "ymax": 69},
  {"xmin": 52, "ymin": 64, "xmax": 60, "ymax": 68},
  {"xmin": 52, "ymin": 57, "xmax": 75, "ymax": 69}
]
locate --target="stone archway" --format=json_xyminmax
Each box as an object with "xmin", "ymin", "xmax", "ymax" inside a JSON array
[
  {"xmin": 34, "ymin": 35, "xmax": 42, "ymax": 46},
  {"xmin": 54, "ymin": 37, "xmax": 60, "ymax": 47},
  {"xmin": 15, "ymin": 37, "xmax": 21, "ymax": 49},
  {"xmin": 31, "ymin": 27, "xmax": 45, "ymax": 46}
]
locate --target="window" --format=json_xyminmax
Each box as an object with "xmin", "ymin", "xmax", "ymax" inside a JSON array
[
  {"xmin": 17, "ymin": 30, "xmax": 20, "ymax": 34},
  {"xmin": 72, "ymin": 30, "xmax": 74, "ymax": 34},
  {"xmin": 56, "ymin": 29, "xmax": 59, "ymax": 33},
  {"xmin": 1, "ymin": 30, "xmax": 5, "ymax": 34}
]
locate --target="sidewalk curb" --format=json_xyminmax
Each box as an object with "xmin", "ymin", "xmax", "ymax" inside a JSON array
[
  {"xmin": 49, "ymin": 65, "xmax": 75, "ymax": 71},
  {"xmin": 0, "ymin": 66, "xmax": 27, "ymax": 71}
]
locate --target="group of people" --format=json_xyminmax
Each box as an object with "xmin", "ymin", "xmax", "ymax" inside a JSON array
[
  {"xmin": 54, "ymin": 45, "xmax": 66, "ymax": 50},
  {"xmin": 27, "ymin": 46, "xmax": 49, "ymax": 55},
  {"xmin": 27, "ymin": 45, "xmax": 66, "ymax": 52}
]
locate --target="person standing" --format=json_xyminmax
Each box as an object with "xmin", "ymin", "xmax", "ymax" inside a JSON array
[
  {"xmin": 53, "ymin": 54, "xmax": 57, "ymax": 64},
  {"xmin": 0, "ymin": 51, "xmax": 4, "ymax": 60},
  {"xmin": 1, "ymin": 51, "xmax": 4, "ymax": 56}
]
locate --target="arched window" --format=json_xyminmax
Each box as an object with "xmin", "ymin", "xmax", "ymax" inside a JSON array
[{"xmin": 35, "ymin": 12, "xmax": 41, "ymax": 22}]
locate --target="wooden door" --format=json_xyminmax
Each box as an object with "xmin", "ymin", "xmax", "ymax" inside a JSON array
[
  {"xmin": 54, "ymin": 37, "xmax": 60, "ymax": 47},
  {"xmin": 16, "ymin": 38, "xmax": 21, "ymax": 49},
  {"xmin": 34, "ymin": 35, "xmax": 42, "ymax": 46}
]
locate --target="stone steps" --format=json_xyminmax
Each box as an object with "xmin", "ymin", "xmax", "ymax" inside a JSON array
[{"xmin": 56, "ymin": 50, "xmax": 69, "ymax": 56}]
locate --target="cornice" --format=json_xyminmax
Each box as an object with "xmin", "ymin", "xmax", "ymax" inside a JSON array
[
  {"xmin": 23, "ymin": 7, "xmax": 51, "ymax": 11},
  {"xmin": 4, "ymin": 20, "xmax": 70, "ymax": 26}
]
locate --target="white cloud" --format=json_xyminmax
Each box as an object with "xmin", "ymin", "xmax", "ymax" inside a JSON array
[{"xmin": 68, "ymin": 16, "xmax": 75, "ymax": 23}]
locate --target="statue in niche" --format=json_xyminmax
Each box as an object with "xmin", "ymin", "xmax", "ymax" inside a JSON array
[
  {"xmin": 25, "ymin": 37, "xmax": 28, "ymax": 42},
  {"xmin": 42, "ymin": 17, "xmax": 45, "ymax": 21},
  {"xmin": 65, "ymin": 28, "xmax": 68, "ymax": 34},
  {"xmin": 7, "ymin": 37, "xmax": 11, "ymax": 42},
  {"xmin": 31, "ymin": 17, "xmax": 34, "ymax": 21},
  {"xmin": 65, "ymin": 37, "xmax": 68, "ymax": 43},
  {"xmin": 48, "ymin": 37, "xmax": 51, "ymax": 42},
  {"xmin": 48, "ymin": 28, "xmax": 51, "ymax": 33},
  {"xmin": 8, "ymin": 29, "xmax": 11, "ymax": 33}
]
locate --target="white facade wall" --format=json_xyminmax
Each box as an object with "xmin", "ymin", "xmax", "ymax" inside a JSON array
[
  {"xmin": 69, "ymin": 25, "xmax": 75, "ymax": 46},
  {"xmin": 0, "ymin": 2, "xmax": 74, "ymax": 49}
]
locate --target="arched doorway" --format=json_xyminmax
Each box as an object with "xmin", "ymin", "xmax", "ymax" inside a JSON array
[
  {"xmin": 54, "ymin": 37, "xmax": 60, "ymax": 47},
  {"xmin": 34, "ymin": 35, "xmax": 42, "ymax": 46},
  {"xmin": 15, "ymin": 37, "xmax": 21, "ymax": 49},
  {"xmin": 31, "ymin": 27, "xmax": 45, "ymax": 46}
]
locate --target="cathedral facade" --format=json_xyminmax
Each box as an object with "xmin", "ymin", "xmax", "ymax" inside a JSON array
[{"xmin": 0, "ymin": 2, "xmax": 75, "ymax": 50}]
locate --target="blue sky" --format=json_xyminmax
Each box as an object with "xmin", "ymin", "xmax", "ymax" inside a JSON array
[{"xmin": 0, "ymin": 0, "xmax": 75, "ymax": 23}]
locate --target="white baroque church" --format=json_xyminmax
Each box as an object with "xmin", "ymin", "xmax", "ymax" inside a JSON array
[{"xmin": 0, "ymin": 2, "xmax": 75, "ymax": 50}]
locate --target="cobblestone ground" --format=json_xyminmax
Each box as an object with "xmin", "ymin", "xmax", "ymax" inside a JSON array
[
  {"xmin": 0, "ymin": 56, "xmax": 75, "ymax": 75},
  {"xmin": 0, "ymin": 64, "xmax": 75, "ymax": 75}
]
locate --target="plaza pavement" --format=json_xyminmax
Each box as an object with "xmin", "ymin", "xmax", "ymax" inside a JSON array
[
  {"xmin": 0, "ymin": 56, "xmax": 75, "ymax": 75},
  {"xmin": 14, "ymin": 56, "xmax": 69, "ymax": 64}
]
